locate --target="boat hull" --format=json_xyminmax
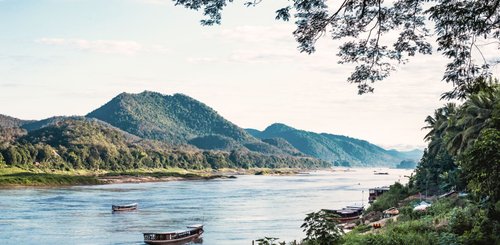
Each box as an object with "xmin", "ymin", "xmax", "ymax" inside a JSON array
[
  {"xmin": 144, "ymin": 226, "xmax": 204, "ymax": 245},
  {"xmin": 144, "ymin": 233, "xmax": 202, "ymax": 245},
  {"xmin": 112, "ymin": 203, "xmax": 138, "ymax": 212}
]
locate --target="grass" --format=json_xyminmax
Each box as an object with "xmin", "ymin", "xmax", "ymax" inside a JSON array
[
  {"xmin": 0, "ymin": 167, "xmax": 230, "ymax": 187},
  {"xmin": 0, "ymin": 166, "xmax": 304, "ymax": 187},
  {"xmin": 102, "ymin": 168, "xmax": 218, "ymax": 179},
  {"xmin": 0, "ymin": 167, "xmax": 101, "ymax": 186}
]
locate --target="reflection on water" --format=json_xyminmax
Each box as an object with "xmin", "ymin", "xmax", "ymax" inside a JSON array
[{"xmin": 0, "ymin": 168, "xmax": 412, "ymax": 245}]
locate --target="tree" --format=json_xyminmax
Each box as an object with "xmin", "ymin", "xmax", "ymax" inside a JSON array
[
  {"xmin": 301, "ymin": 210, "xmax": 343, "ymax": 244},
  {"xmin": 173, "ymin": 0, "xmax": 500, "ymax": 98},
  {"xmin": 414, "ymin": 81, "xmax": 498, "ymax": 194},
  {"xmin": 447, "ymin": 82, "xmax": 500, "ymax": 155},
  {"xmin": 459, "ymin": 128, "xmax": 500, "ymax": 202},
  {"xmin": 255, "ymin": 237, "xmax": 286, "ymax": 245},
  {"xmin": 422, "ymin": 103, "xmax": 457, "ymax": 156}
]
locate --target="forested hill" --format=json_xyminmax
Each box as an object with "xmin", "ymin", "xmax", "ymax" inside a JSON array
[
  {"xmin": 0, "ymin": 114, "xmax": 32, "ymax": 128},
  {"xmin": 85, "ymin": 91, "xmax": 288, "ymax": 155},
  {"xmin": 1, "ymin": 91, "xmax": 421, "ymax": 168},
  {"xmin": 246, "ymin": 123, "xmax": 422, "ymax": 167},
  {"xmin": 0, "ymin": 118, "xmax": 328, "ymax": 170},
  {"xmin": 87, "ymin": 91, "xmax": 252, "ymax": 143}
]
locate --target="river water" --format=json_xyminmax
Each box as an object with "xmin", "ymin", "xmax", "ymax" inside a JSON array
[{"xmin": 0, "ymin": 168, "xmax": 412, "ymax": 245}]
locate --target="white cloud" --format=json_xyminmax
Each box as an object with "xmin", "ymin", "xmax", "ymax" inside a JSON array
[
  {"xmin": 228, "ymin": 50, "xmax": 298, "ymax": 64},
  {"xmin": 210, "ymin": 25, "xmax": 295, "ymax": 44},
  {"xmin": 36, "ymin": 38, "xmax": 169, "ymax": 55},
  {"xmin": 186, "ymin": 57, "xmax": 219, "ymax": 64}
]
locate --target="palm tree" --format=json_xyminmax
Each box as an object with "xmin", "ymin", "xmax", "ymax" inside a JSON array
[
  {"xmin": 423, "ymin": 103, "xmax": 457, "ymax": 156},
  {"xmin": 447, "ymin": 83, "xmax": 499, "ymax": 154}
]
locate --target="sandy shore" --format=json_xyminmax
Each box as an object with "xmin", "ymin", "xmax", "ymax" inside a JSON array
[
  {"xmin": 98, "ymin": 175, "xmax": 187, "ymax": 184},
  {"xmin": 97, "ymin": 174, "xmax": 239, "ymax": 184}
]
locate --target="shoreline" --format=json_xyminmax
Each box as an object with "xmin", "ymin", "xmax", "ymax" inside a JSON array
[{"xmin": 0, "ymin": 167, "xmax": 311, "ymax": 188}]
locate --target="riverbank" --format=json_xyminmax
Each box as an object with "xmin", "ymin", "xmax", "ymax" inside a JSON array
[
  {"xmin": 0, "ymin": 167, "xmax": 221, "ymax": 187},
  {"xmin": 0, "ymin": 167, "xmax": 309, "ymax": 187}
]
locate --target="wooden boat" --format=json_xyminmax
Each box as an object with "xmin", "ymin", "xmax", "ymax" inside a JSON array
[
  {"xmin": 143, "ymin": 225, "xmax": 204, "ymax": 245},
  {"xmin": 323, "ymin": 206, "xmax": 364, "ymax": 223},
  {"xmin": 112, "ymin": 203, "xmax": 138, "ymax": 212}
]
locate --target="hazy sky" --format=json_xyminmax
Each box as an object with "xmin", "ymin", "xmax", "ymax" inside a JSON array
[{"xmin": 1, "ymin": 0, "xmax": 498, "ymax": 150}]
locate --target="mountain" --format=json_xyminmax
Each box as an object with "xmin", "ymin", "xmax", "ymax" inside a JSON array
[
  {"xmin": 86, "ymin": 91, "xmax": 286, "ymax": 155},
  {"xmin": 87, "ymin": 91, "xmax": 251, "ymax": 143},
  {"xmin": 387, "ymin": 149, "xmax": 423, "ymax": 162},
  {"xmin": 1, "ymin": 91, "xmax": 421, "ymax": 169},
  {"xmin": 21, "ymin": 116, "xmax": 83, "ymax": 131},
  {"xmin": 246, "ymin": 123, "xmax": 420, "ymax": 167},
  {"xmin": 0, "ymin": 114, "xmax": 32, "ymax": 128},
  {"xmin": 2, "ymin": 118, "xmax": 328, "ymax": 170}
]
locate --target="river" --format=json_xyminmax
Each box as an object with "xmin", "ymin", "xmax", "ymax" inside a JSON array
[{"xmin": 0, "ymin": 168, "xmax": 413, "ymax": 244}]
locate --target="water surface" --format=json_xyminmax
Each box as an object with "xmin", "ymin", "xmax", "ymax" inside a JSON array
[{"xmin": 0, "ymin": 168, "xmax": 412, "ymax": 244}]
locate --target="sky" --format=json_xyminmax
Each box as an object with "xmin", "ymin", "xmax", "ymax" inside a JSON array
[{"xmin": 1, "ymin": 0, "xmax": 498, "ymax": 151}]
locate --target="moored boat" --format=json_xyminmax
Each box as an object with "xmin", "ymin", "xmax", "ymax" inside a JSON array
[
  {"xmin": 143, "ymin": 225, "xmax": 204, "ymax": 245},
  {"xmin": 112, "ymin": 203, "xmax": 138, "ymax": 212},
  {"xmin": 323, "ymin": 206, "xmax": 364, "ymax": 223}
]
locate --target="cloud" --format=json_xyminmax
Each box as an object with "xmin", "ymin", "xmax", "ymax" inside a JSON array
[
  {"xmin": 36, "ymin": 38, "xmax": 169, "ymax": 55},
  {"xmin": 186, "ymin": 57, "xmax": 219, "ymax": 64},
  {"xmin": 209, "ymin": 25, "xmax": 295, "ymax": 44},
  {"xmin": 228, "ymin": 50, "xmax": 298, "ymax": 64}
]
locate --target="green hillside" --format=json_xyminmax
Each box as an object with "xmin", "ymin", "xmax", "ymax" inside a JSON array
[
  {"xmin": 0, "ymin": 118, "xmax": 328, "ymax": 170},
  {"xmin": 86, "ymin": 91, "xmax": 285, "ymax": 155},
  {"xmin": 87, "ymin": 91, "xmax": 252, "ymax": 143},
  {"xmin": 247, "ymin": 123, "xmax": 421, "ymax": 166}
]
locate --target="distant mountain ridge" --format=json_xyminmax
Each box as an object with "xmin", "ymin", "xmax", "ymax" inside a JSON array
[
  {"xmin": 246, "ymin": 123, "xmax": 423, "ymax": 167},
  {"xmin": 1, "ymin": 91, "xmax": 422, "ymax": 168}
]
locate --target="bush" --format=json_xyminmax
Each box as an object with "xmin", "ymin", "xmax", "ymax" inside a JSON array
[
  {"xmin": 368, "ymin": 182, "xmax": 409, "ymax": 212},
  {"xmin": 301, "ymin": 210, "xmax": 343, "ymax": 245}
]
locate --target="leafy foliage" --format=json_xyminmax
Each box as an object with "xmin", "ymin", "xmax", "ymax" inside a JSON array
[
  {"xmin": 301, "ymin": 210, "xmax": 343, "ymax": 245},
  {"xmin": 367, "ymin": 182, "xmax": 409, "ymax": 212},
  {"xmin": 173, "ymin": 0, "xmax": 499, "ymax": 97},
  {"xmin": 413, "ymin": 81, "xmax": 499, "ymax": 195},
  {"xmin": 459, "ymin": 128, "xmax": 500, "ymax": 202},
  {"xmin": 255, "ymin": 237, "xmax": 286, "ymax": 245}
]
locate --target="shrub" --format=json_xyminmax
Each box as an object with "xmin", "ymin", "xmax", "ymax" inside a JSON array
[{"xmin": 368, "ymin": 182, "xmax": 409, "ymax": 212}]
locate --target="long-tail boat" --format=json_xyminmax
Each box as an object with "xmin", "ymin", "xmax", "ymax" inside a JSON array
[
  {"xmin": 111, "ymin": 203, "xmax": 138, "ymax": 212},
  {"xmin": 143, "ymin": 225, "xmax": 204, "ymax": 245}
]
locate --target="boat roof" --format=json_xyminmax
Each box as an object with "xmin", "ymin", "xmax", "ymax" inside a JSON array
[
  {"xmin": 113, "ymin": 203, "xmax": 137, "ymax": 206},
  {"xmin": 143, "ymin": 225, "xmax": 203, "ymax": 234},
  {"xmin": 143, "ymin": 231, "xmax": 177, "ymax": 235}
]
